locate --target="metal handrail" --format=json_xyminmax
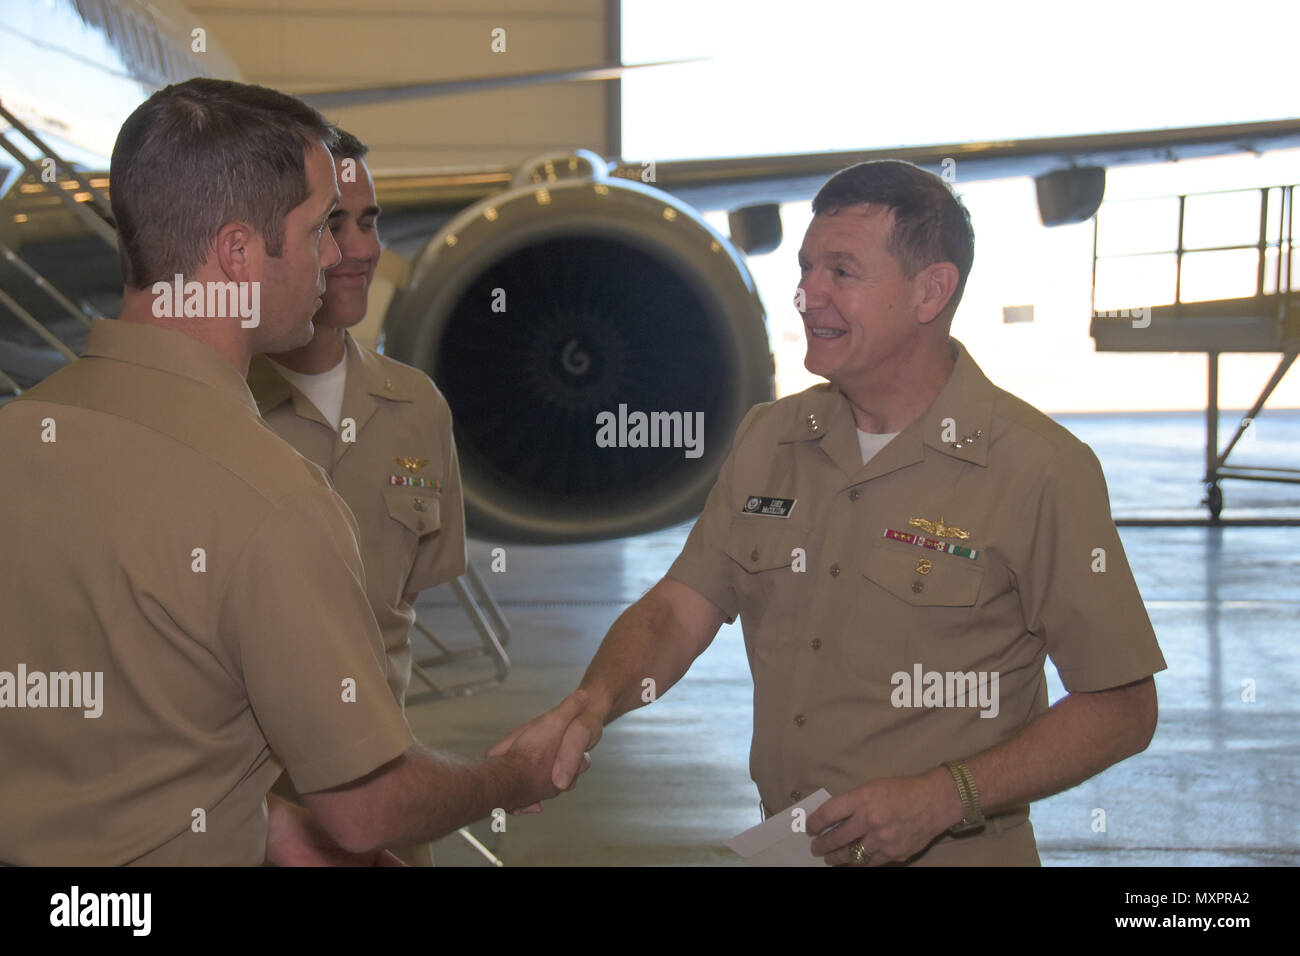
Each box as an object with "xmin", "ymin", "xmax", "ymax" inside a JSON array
[
  {"xmin": 0, "ymin": 99, "xmax": 118, "ymax": 249},
  {"xmin": 1093, "ymin": 183, "xmax": 1296, "ymax": 308},
  {"xmin": 0, "ymin": 100, "xmax": 113, "ymax": 216}
]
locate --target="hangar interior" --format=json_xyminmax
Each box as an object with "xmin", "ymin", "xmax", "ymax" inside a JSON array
[{"xmin": 0, "ymin": 0, "xmax": 1296, "ymax": 867}]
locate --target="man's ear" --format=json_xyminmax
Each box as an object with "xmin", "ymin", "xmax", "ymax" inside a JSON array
[
  {"xmin": 214, "ymin": 221, "xmax": 257, "ymax": 282},
  {"xmin": 915, "ymin": 261, "xmax": 959, "ymax": 326}
]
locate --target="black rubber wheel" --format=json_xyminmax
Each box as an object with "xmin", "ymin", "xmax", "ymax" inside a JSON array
[{"xmin": 1204, "ymin": 483, "xmax": 1223, "ymax": 520}]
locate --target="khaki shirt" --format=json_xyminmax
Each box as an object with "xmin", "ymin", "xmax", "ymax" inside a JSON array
[
  {"xmin": 247, "ymin": 333, "xmax": 467, "ymax": 707},
  {"xmin": 668, "ymin": 337, "xmax": 1166, "ymax": 865},
  {"xmin": 0, "ymin": 321, "xmax": 414, "ymax": 866}
]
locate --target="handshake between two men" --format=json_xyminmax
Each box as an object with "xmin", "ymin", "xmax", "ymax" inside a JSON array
[
  {"xmin": 487, "ymin": 686, "xmax": 606, "ymax": 817},
  {"xmin": 270, "ymin": 690, "xmax": 595, "ymax": 867},
  {"xmin": 287, "ymin": 542, "xmax": 1157, "ymax": 869},
  {"xmin": 279, "ymin": 577, "xmax": 707, "ymax": 866}
]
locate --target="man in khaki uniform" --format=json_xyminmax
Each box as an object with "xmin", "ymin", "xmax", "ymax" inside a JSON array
[
  {"xmin": 0, "ymin": 79, "xmax": 582, "ymax": 866},
  {"xmin": 248, "ymin": 128, "xmax": 465, "ymax": 711},
  {"xmin": 248, "ymin": 129, "xmax": 464, "ymax": 865},
  {"xmin": 500, "ymin": 160, "xmax": 1166, "ymax": 865},
  {"xmin": 0, "ymin": 320, "xmax": 415, "ymax": 865}
]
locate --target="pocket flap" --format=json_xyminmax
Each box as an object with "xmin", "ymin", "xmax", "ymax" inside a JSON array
[
  {"xmin": 725, "ymin": 518, "xmax": 810, "ymax": 573},
  {"xmin": 384, "ymin": 486, "xmax": 441, "ymax": 536},
  {"xmin": 862, "ymin": 543, "xmax": 982, "ymax": 607}
]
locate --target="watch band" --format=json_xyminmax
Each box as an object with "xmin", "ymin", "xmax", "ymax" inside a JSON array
[{"xmin": 944, "ymin": 760, "xmax": 986, "ymax": 834}]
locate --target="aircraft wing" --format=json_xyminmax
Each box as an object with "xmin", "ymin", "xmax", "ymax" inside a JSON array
[
  {"xmin": 615, "ymin": 118, "xmax": 1300, "ymax": 211},
  {"xmin": 371, "ymin": 118, "xmax": 1300, "ymax": 219}
]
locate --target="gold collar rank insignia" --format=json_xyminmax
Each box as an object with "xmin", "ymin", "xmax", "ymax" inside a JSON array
[
  {"xmin": 908, "ymin": 515, "xmax": 971, "ymax": 540},
  {"xmin": 395, "ymin": 457, "xmax": 428, "ymax": 474}
]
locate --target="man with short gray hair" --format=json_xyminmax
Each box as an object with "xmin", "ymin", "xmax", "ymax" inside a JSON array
[{"xmin": 499, "ymin": 159, "xmax": 1166, "ymax": 866}]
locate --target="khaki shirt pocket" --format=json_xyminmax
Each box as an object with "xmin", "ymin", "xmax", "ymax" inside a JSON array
[
  {"xmin": 842, "ymin": 543, "xmax": 986, "ymax": 683},
  {"xmin": 384, "ymin": 486, "xmax": 442, "ymax": 538},
  {"xmin": 861, "ymin": 543, "xmax": 983, "ymax": 608},
  {"xmin": 724, "ymin": 517, "xmax": 812, "ymax": 655}
]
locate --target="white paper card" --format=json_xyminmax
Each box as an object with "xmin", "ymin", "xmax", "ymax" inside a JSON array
[{"xmin": 725, "ymin": 788, "xmax": 832, "ymax": 867}]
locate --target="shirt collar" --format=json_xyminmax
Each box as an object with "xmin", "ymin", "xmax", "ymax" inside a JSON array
[
  {"xmin": 247, "ymin": 332, "xmax": 418, "ymax": 419},
  {"xmin": 246, "ymin": 352, "xmax": 296, "ymax": 417},
  {"xmin": 915, "ymin": 336, "xmax": 995, "ymax": 466},
  {"xmin": 82, "ymin": 319, "xmax": 261, "ymax": 415},
  {"xmin": 778, "ymin": 337, "xmax": 996, "ymax": 479},
  {"xmin": 349, "ymin": 332, "xmax": 418, "ymax": 403}
]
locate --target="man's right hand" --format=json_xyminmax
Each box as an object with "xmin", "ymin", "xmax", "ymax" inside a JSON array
[
  {"xmin": 490, "ymin": 691, "xmax": 605, "ymax": 811},
  {"xmin": 494, "ymin": 690, "xmax": 596, "ymax": 808},
  {"xmin": 299, "ymin": 689, "xmax": 598, "ymax": 854},
  {"xmin": 487, "ymin": 578, "xmax": 724, "ymax": 813}
]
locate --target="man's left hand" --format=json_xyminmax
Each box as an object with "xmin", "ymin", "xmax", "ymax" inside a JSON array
[
  {"xmin": 808, "ymin": 769, "xmax": 957, "ymax": 866},
  {"xmin": 266, "ymin": 794, "xmax": 406, "ymax": 867}
]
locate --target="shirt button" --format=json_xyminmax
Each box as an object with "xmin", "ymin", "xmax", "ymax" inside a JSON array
[
  {"xmin": 829, "ymin": 563, "xmax": 840, "ymax": 577},
  {"xmin": 810, "ymin": 638, "xmax": 822, "ymax": 651},
  {"xmin": 750, "ymin": 548, "xmax": 760, "ymax": 562},
  {"xmin": 848, "ymin": 489, "xmax": 861, "ymax": 501},
  {"xmin": 794, "ymin": 714, "xmax": 806, "ymax": 727},
  {"xmin": 790, "ymin": 789, "xmax": 802, "ymax": 802},
  {"xmin": 911, "ymin": 581, "xmax": 924, "ymax": 593}
]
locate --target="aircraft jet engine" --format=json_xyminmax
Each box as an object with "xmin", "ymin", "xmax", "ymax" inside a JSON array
[{"xmin": 382, "ymin": 151, "xmax": 775, "ymax": 543}]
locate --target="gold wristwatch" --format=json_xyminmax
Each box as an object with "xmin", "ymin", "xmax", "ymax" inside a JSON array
[{"xmin": 944, "ymin": 760, "xmax": 986, "ymax": 834}]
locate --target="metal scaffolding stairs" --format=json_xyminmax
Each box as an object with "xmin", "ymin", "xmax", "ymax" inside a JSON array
[
  {"xmin": 1090, "ymin": 183, "xmax": 1298, "ymax": 518},
  {"xmin": 0, "ymin": 98, "xmax": 115, "ymax": 400}
]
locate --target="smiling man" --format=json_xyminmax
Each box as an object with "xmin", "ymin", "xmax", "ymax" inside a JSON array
[
  {"xmin": 249, "ymin": 128, "xmax": 466, "ymax": 717},
  {"xmin": 247, "ymin": 128, "xmax": 467, "ymax": 865},
  {"xmin": 499, "ymin": 159, "xmax": 1167, "ymax": 866}
]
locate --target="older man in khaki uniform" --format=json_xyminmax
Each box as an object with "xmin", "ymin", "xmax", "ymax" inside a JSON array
[
  {"xmin": 501, "ymin": 159, "xmax": 1166, "ymax": 866},
  {"xmin": 0, "ymin": 80, "xmax": 582, "ymax": 866}
]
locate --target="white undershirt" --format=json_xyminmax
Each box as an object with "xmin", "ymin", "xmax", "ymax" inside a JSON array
[
  {"xmin": 857, "ymin": 428, "xmax": 899, "ymax": 465},
  {"xmin": 267, "ymin": 353, "xmax": 348, "ymax": 430}
]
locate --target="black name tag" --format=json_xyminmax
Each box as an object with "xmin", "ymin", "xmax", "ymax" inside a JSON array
[{"xmin": 742, "ymin": 496, "xmax": 796, "ymax": 518}]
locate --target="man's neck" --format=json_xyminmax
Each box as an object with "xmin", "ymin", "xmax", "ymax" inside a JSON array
[
  {"xmin": 268, "ymin": 324, "xmax": 347, "ymax": 375},
  {"xmin": 117, "ymin": 292, "xmax": 253, "ymax": 378},
  {"xmin": 840, "ymin": 338, "xmax": 957, "ymax": 434}
]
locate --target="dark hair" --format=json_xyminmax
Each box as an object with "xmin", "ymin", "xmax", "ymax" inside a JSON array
[
  {"xmin": 329, "ymin": 127, "xmax": 370, "ymax": 162},
  {"xmin": 812, "ymin": 160, "xmax": 975, "ymax": 319},
  {"xmin": 109, "ymin": 77, "xmax": 337, "ymax": 288}
]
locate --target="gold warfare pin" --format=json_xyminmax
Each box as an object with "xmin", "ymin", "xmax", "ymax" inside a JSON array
[
  {"xmin": 395, "ymin": 457, "xmax": 428, "ymax": 474},
  {"xmin": 908, "ymin": 515, "xmax": 971, "ymax": 540}
]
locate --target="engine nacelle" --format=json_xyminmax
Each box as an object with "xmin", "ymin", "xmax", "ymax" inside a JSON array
[{"xmin": 383, "ymin": 152, "xmax": 773, "ymax": 543}]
